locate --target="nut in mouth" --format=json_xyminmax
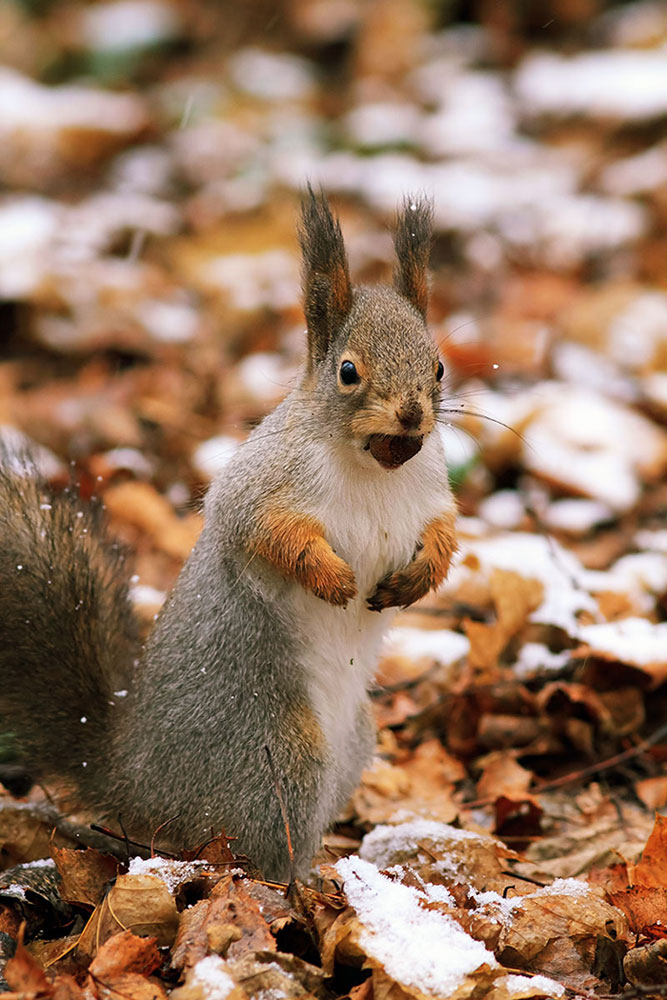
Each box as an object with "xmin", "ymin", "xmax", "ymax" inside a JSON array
[{"xmin": 365, "ymin": 433, "xmax": 423, "ymax": 470}]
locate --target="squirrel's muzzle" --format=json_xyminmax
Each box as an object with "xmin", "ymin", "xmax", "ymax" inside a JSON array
[{"xmin": 366, "ymin": 434, "xmax": 423, "ymax": 470}]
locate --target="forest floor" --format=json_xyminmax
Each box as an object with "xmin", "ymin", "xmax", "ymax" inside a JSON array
[{"xmin": 1, "ymin": 1, "xmax": 667, "ymax": 997}]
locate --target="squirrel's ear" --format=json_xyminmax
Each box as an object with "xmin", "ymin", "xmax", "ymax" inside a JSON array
[
  {"xmin": 299, "ymin": 186, "xmax": 352, "ymax": 369},
  {"xmin": 393, "ymin": 196, "xmax": 433, "ymax": 319}
]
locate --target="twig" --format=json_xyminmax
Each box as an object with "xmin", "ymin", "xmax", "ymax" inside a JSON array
[
  {"xmin": 465, "ymin": 720, "xmax": 667, "ymax": 808},
  {"xmin": 150, "ymin": 812, "xmax": 182, "ymax": 857},
  {"xmin": 89, "ymin": 822, "xmax": 179, "ymax": 858},
  {"xmin": 264, "ymin": 744, "xmax": 296, "ymax": 893}
]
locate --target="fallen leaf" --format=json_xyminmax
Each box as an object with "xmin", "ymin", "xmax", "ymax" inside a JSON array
[
  {"xmin": 77, "ymin": 875, "xmax": 179, "ymax": 958},
  {"xmin": 4, "ymin": 925, "xmax": 51, "ymax": 996},
  {"xmin": 89, "ymin": 931, "xmax": 162, "ymax": 978},
  {"xmin": 171, "ymin": 875, "xmax": 274, "ymax": 973},
  {"xmin": 629, "ymin": 814, "xmax": 667, "ymax": 888},
  {"xmin": 51, "ymin": 847, "xmax": 118, "ymax": 908}
]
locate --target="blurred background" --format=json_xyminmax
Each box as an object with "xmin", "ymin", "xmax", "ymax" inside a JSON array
[{"xmin": 0, "ymin": 0, "xmax": 665, "ymax": 613}]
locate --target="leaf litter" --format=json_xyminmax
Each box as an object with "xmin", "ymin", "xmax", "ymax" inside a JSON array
[{"xmin": 2, "ymin": 0, "xmax": 667, "ymax": 997}]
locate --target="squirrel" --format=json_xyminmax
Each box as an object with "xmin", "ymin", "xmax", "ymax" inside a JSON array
[{"xmin": 0, "ymin": 191, "xmax": 457, "ymax": 882}]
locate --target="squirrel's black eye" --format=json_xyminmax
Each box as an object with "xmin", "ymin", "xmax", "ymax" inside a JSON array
[
  {"xmin": 436, "ymin": 360, "xmax": 444, "ymax": 382},
  {"xmin": 340, "ymin": 360, "xmax": 360, "ymax": 385}
]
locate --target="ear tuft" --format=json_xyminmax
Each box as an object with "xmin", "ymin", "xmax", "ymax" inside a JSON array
[
  {"xmin": 299, "ymin": 185, "xmax": 352, "ymax": 369},
  {"xmin": 393, "ymin": 195, "xmax": 433, "ymax": 319}
]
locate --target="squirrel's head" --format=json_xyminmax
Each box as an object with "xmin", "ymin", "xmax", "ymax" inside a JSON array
[{"xmin": 299, "ymin": 188, "xmax": 443, "ymax": 471}]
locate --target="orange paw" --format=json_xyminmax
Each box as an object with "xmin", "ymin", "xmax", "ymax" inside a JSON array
[
  {"xmin": 367, "ymin": 509, "xmax": 457, "ymax": 612},
  {"xmin": 252, "ymin": 501, "xmax": 357, "ymax": 607}
]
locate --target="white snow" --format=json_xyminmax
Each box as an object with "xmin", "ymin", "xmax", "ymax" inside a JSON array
[
  {"xmin": 192, "ymin": 436, "xmax": 240, "ymax": 479},
  {"xmin": 503, "ymin": 973, "xmax": 565, "ymax": 997},
  {"xmin": 601, "ymin": 142, "xmax": 667, "ymax": 197},
  {"xmin": 607, "ymin": 292, "xmax": 667, "ymax": 372},
  {"xmin": 577, "ymin": 618, "xmax": 667, "ymax": 668},
  {"xmin": 128, "ymin": 856, "xmax": 211, "ymax": 893},
  {"xmin": 336, "ymin": 855, "xmax": 496, "ymax": 995},
  {"xmin": 382, "ymin": 627, "xmax": 470, "ymax": 667},
  {"xmin": 188, "ymin": 955, "xmax": 236, "ymax": 998},
  {"xmin": 228, "ymin": 48, "xmax": 315, "ymax": 102},
  {"xmin": 343, "ymin": 102, "xmax": 423, "ymax": 149},
  {"xmin": 203, "ymin": 251, "xmax": 300, "ymax": 313},
  {"xmin": 80, "ymin": 0, "xmax": 180, "ymax": 51},
  {"xmin": 0, "ymin": 67, "xmax": 147, "ymax": 133},
  {"xmin": 543, "ymin": 499, "xmax": 614, "ymax": 536},
  {"xmin": 513, "ymin": 643, "xmax": 571, "ymax": 680},
  {"xmin": 448, "ymin": 532, "xmax": 598, "ymax": 634},
  {"xmin": 236, "ymin": 351, "xmax": 295, "ymax": 403},
  {"xmin": 360, "ymin": 820, "xmax": 485, "ymax": 870},
  {"xmin": 135, "ymin": 298, "xmax": 200, "ymax": 344},
  {"xmin": 0, "ymin": 197, "xmax": 62, "ymax": 298},
  {"xmin": 515, "ymin": 50, "xmax": 667, "ymax": 121},
  {"xmin": 479, "ymin": 490, "xmax": 525, "ymax": 530},
  {"xmin": 635, "ymin": 529, "xmax": 667, "ymax": 554}
]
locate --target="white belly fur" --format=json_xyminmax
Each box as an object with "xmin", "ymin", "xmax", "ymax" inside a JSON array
[{"xmin": 290, "ymin": 431, "xmax": 452, "ymax": 763}]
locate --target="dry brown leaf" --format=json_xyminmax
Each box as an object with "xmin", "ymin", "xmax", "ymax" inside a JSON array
[
  {"xmin": 77, "ymin": 874, "xmax": 179, "ymax": 959},
  {"xmin": 226, "ymin": 950, "xmax": 330, "ymax": 999},
  {"xmin": 352, "ymin": 753, "xmax": 459, "ymax": 828},
  {"xmin": 629, "ymin": 814, "xmax": 667, "ymax": 888},
  {"xmin": 104, "ymin": 482, "xmax": 202, "ymax": 561},
  {"xmin": 490, "ymin": 883, "xmax": 628, "ymax": 989},
  {"xmin": 88, "ymin": 931, "xmax": 162, "ymax": 979},
  {"xmin": 635, "ymin": 776, "xmax": 667, "ymax": 811},
  {"xmin": 4, "ymin": 926, "xmax": 51, "ymax": 996},
  {"xmin": 50, "ymin": 974, "xmax": 85, "ymax": 1000},
  {"xmin": 476, "ymin": 753, "xmax": 533, "ymax": 801},
  {"xmin": 624, "ymin": 938, "xmax": 667, "ymax": 987},
  {"xmin": 0, "ymin": 803, "xmax": 58, "ymax": 866},
  {"xmin": 51, "ymin": 846, "xmax": 118, "ymax": 908},
  {"xmin": 464, "ymin": 571, "xmax": 543, "ymax": 673},
  {"xmin": 171, "ymin": 875, "xmax": 274, "ymax": 973},
  {"xmin": 609, "ymin": 885, "xmax": 667, "ymax": 936},
  {"xmin": 89, "ymin": 970, "xmax": 167, "ymax": 1000}
]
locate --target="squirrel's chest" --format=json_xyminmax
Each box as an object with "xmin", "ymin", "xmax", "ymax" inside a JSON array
[{"xmin": 317, "ymin": 452, "xmax": 443, "ymax": 595}]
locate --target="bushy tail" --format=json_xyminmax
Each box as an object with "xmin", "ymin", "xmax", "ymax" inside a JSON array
[{"xmin": 0, "ymin": 455, "xmax": 138, "ymax": 801}]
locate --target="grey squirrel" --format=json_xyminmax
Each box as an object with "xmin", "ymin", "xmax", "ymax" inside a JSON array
[{"xmin": 0, "ymin": 191, "xmax": 457, "ymax": 881}]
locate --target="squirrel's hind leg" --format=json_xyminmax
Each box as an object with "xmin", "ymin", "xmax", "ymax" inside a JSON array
[{"xmin": 243, "ymin": 700, "xmax": 334, "ymax": 882}]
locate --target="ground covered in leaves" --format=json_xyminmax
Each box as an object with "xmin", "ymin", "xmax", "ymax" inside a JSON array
[{"xmin": 1, "ymin": 0, "xmax": 667, "ymax": 997}]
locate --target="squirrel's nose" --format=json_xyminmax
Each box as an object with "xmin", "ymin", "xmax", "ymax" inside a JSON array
[{"xmin": 396, "ymin": 401, "xmax": 423, "ymax": 431}]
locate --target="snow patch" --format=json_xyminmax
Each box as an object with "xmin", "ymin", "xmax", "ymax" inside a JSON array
[
  {"xmin": 336, "ymin": 855, "xmax": 496, "ymax": 996},
  {"xmin": 128, "ymin": 856, "xmax": 211, "ymax": 893}
]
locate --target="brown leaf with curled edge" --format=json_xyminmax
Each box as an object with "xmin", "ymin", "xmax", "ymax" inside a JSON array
[
  {"xmin": 477, "ymin": 753, "xmax": 533, "ymax": 801},
  {"xmin": 171, "ymin": 875, "xmax": 274, "ymax": 973},
  {"xmin": 630, "ymin": 813, "xmax": 667, "ymax": 888},
  {"xmin": 4, "ymin": 925, "xmax": 51, "ymax": 996},
  {"xmin": 464, "ymin": 570, "xmax": 543, "ymax": 673},
  {"xmin": 77, "ymin": 875, "xmax": 179, "ymax": 959},
  {"xmin": 51, "ymin": 846, "xmax": 118, "ymax": 907}
]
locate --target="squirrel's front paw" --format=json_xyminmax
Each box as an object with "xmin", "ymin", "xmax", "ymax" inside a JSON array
[
  {"xmin": 367, "ymin": 569, "xmax": 418, "ymax": 612},
  {"xmin": 311, "ymin": 554, "xmax": 357, "ymax": 607}
]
